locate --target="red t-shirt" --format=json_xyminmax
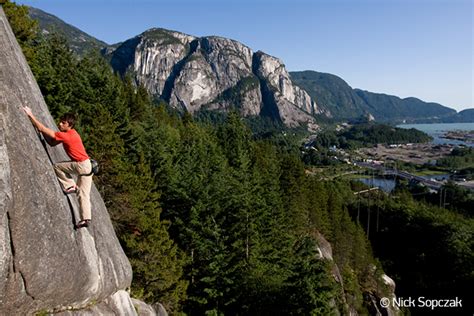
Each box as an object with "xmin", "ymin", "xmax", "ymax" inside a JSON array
[{"xmin": 54, "ymin": 129, "xmax": 89, "ymax": 162}]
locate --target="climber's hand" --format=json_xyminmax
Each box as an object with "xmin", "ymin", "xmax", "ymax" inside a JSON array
[{"xmin": 23, "ymin": 106, "xmax": 33, "ymax": 117}]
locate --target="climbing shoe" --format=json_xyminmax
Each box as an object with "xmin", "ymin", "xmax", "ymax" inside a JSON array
[
  {"xmin": 64, "ymin": 186, "xmax": 78, "ymax": 194},
  {"xmin": 75, "ymin": 219, "xmax": 90, "ymax": 229}
]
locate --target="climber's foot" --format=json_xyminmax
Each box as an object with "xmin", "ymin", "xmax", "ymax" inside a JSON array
[
  {"xmin": 75, "ymin": 219, "xmax": 90, "ymax": 229},
  {"xmin": 64, "ymin": 186, "xmax": 78, "ymax": 195}
]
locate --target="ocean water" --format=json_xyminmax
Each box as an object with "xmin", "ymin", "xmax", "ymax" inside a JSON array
[{"xmin": 397, "ymin": 123, "xmax": 474, "ymax": 147}]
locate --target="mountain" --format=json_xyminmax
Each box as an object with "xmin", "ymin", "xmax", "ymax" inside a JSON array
[
  {"xmin": 414, "ymin": 108, "xmax": 474, "ymax": 123},
  {"xmin": 450, "ymin": 109, "xmax": 474, "ymax": 122},
  {"xmin": 355, "ymin": 89, "xmax": 456, "ymax": 122},
  {"xmin": 290, "ymin": 70, "xmax": 458, "ymax": 123},
  {"xmin": 289, "ymin": 70, "xmax": 368, "ymax": 119},
  {"xmin": 27, "ymin": 6, "xmax": 470, "ymax": 127},
  {"xmin": 28, "ymin": 7, "xmax": 108, "ymax": 55},
  {"xmin": 107, "ymin": 28, "xmax": 323, "ymax": 130}
]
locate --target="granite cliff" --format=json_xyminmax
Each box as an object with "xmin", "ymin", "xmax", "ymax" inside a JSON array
[
  {"xmin": 107, "ymin": 28, "xmax": 321, "ymax": 130},
  {"xmin": 0, "ymin": 7, "xmax": 155, "ymax": 315}
]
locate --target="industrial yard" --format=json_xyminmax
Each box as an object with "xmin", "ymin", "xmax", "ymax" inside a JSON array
[{"xmin": 357, "ymin": 143, "xmax": 454, "ymax": 165}]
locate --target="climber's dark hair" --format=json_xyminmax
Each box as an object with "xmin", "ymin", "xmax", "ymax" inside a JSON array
[{"xmin": 59, "ymin": 112, "xmax": 77, "ymax": 128}]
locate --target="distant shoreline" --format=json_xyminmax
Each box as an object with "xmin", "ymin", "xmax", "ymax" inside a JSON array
[
  {"xmin": 441, "ymin": 130, "xmax": 474, "ymax": 144},
  {"xmin": 397, "ymin": 122, "xmax": 474, "ymax": 147}
]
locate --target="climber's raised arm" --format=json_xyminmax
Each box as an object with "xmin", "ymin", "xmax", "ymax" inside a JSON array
[{"xmin": 23, "ymin": 106, "xmax": 59, "ymax": 146}]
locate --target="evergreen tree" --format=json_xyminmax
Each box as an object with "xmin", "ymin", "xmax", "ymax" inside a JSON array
[
  {"xmin": 28, "ymin": 34, "xmax": 78, "ymax": 116},
  {"xmin": 285, "ymin": 237, "xmax": 338, "ymax": 315},
  {"xmin": 3, "ymin": 0, "xmax": 38, "ymax": 60},
  {"xmin": 279, "ymin": 153, "xmax": 310, "ymax": 234}
]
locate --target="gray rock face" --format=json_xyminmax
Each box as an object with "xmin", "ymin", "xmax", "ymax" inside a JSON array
[
  {"xmin": 314, "ymin": 232, "xmax": 400, "ymax": 316},
  {"xmin": 203, "ymin": 75, "xmax": 262, "ymax": 116},
  {"xmin": 0, "ymin": 7, "xmax": 152, "ymax": 315},
  {"xmin": 130, "ymin": 298, "xmax": 167, "ymax": 316},
  {"xmin": 55, "ymin": 291, "xmax": 141, "ymax": 316},
  {"xmin": 107, "ymin": 29, "xmax": 324, "ymax": 129},
  {"xmin": 253, "ymin": 51, "xmax": 320, "ymax": 129},
  {"xmin": 133, "ymin": 29, "xmax": 196, "ymax": 97},
  {"xmin": 253, "ymin": 51, "xmax": 318, "ymax": 114},
  {"xmin": 169, "ymin": 43, "xmax": 221, "ymax": 113},
  {"xmin": 314, "ymin": 232, "xmax": 344, "ymax": 288},
  {"xmin": 169, "ymin": 36, "xmax": 261, "ymax": 115}
]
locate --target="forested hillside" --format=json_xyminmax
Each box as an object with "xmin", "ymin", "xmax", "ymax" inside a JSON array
[
  {"xmin": 28, "ymin": 7, "xmax": 108, "ymax": 55},
  {"xmin": 348, "ymin": 186, "xmax": 473, "ymax": 313},
  {"xmin": 308, "ymin": 123, "xmax": 432, "ymax": 150},
  {"xmin": 5, "ymin": 2, "xmax": 472, "ymax": 315}
]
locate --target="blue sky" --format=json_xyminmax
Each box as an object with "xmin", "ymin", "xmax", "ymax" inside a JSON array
[{"xmin": 15, "ymin": 0, "xmax": 473, "ymax": 111}]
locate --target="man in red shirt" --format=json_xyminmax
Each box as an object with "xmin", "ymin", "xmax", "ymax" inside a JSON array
[{"xmin": 23, "ymin": 106, "xmax": 93, "ymax": 229}]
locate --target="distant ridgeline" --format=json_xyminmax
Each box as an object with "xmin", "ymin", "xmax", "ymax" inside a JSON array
[
  {"xmin": 27, "ymin": 7, "xmax": 472, "ymax": 128},
  {"xmin": 28, "ymin": 7, "xmax": 107, "ymax": 55},
  {"xmin": 412, "ymin": 108, "xmax": 474, "ymax": 123},
  {"xmin": 289, "ymin": 71, "xmax": 466, "ymax": 123}
]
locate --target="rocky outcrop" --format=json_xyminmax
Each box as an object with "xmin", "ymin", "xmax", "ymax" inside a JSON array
[
  {"xmin": 365, "ymin": 266, "xmax": 399, "ymax": 316},
  {"xmin": 313, "ymin": 232, "xmax": 345, "ymax": 315},
  {"xmin": 169, "ymin": 36, "xmax": 261, "ymax": 115},
  {"xmin": 253, "ymin": 51, "xmax": 320, "ymax": 129},
  {"xmin": 54, "ymin": 291, "xmax": 138, "ymax": 315},
  {"xmin": 0, "ymin": 7, "xmax": 153, "ymax": 315},
  {"xmin": 131, "ymin": 300, "xmax": 168, "ymax": 316},
  {"xmin": 314, "ymin": 232, "xmax": 399, "ymax": 316},
  {"xmin": 107, "ymin": 29, "xmax": 324, "ymax": 129},
  {"xmin": 133, "ymin": 28, "xmax": 196, "ymax": 97}
]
